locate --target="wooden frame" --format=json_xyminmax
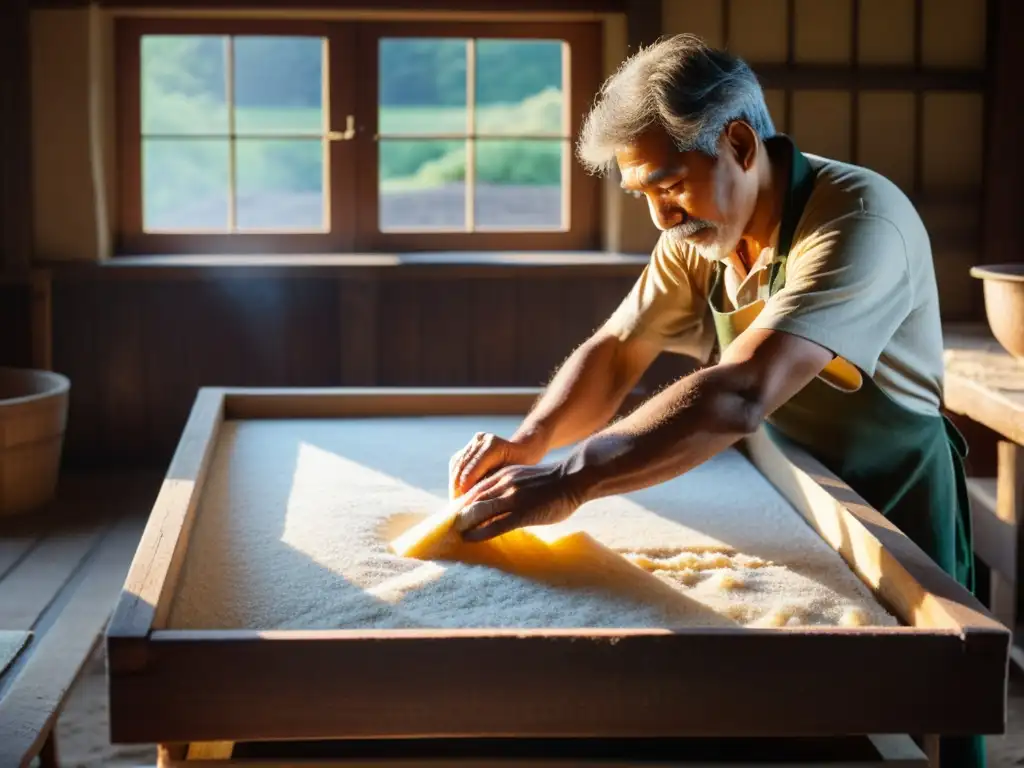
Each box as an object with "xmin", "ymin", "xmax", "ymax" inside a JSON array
[
  {"xmin": 113, "ymin": 17, "xmax": 603, "ymax": 256},
  {"xmin": 106, "ymin": 387, "xmax": 1009, "ymax": 752},
  {"xmin": 155, "ymin": 736, "xmax": 931, "ymax": 766}
]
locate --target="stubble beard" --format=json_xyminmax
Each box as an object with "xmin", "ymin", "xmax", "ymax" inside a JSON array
[{"xmin": 667, "ymin": 219, "xmax": 743, "ymax": 264}]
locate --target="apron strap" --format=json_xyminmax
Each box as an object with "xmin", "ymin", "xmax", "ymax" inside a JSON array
[{"xmin": 759, "ymin": 135, "xmax": 817, "ymax": 302}]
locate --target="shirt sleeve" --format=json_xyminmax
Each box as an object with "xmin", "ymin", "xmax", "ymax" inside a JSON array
[
  {"xmin": 750, "ymin": 212, "xmax": 912, "ymax": 376},
  {"xmin": 601, "ymin": 233, "xmax": 716, "ymax": 362}
]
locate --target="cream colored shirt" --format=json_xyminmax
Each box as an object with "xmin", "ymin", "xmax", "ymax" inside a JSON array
[{"xmin": 603, "ymin": 153, "xmax": 945, "ymax": 416}]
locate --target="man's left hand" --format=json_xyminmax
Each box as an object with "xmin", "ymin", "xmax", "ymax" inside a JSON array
[{"xmin": 453, "ymin": 462, "xmax": 582, "ymax": 542}]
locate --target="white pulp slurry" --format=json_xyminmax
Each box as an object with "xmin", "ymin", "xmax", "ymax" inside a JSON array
[{"xmin": 166, "ymin": 417, "xmax": 898, "ymax": 631}]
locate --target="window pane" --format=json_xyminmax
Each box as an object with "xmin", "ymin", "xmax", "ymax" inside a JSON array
[
  {"xmin": 234, "ymin": 36, "xmax": 324, "ymax": 135},
  {"xmin": 475, "ymin": 139, "xmax": 564, "ymax": 230},
  {"xmin": 142, "ymin": 36, "xmax": 228, "ymax": 135},
  {"xmin": 379, "ymin": 139, "xmax": 465, "ymax": 230},
  {"xmin": 475, "ymin": 40, "xmax": 566, "ymax": 136},
  {"xmin": 142, "ymin": 139, "xmax": 229, "ymax": 230},
  {"xmin": 379, "ymin": 38, "xmax": 468, "ymax": 136},
  {"xmin": 236, "ymin": 139, "xmax": 325, "ymax": 230}
]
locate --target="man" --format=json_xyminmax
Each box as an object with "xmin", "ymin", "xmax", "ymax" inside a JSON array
[{"xmin": 447, "ymin": 35, "xmax": 979, "ymax": 766}]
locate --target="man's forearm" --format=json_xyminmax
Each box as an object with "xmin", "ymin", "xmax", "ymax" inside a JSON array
[
  {"xmin": 561, "ymin": 361, "xmax": 763, "ymax": 502},
  {"xmin": 512, "ymin": 334, "xmax": 648, "ymax": 457}
]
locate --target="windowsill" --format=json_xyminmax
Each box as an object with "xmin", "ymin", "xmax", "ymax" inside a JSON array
[{"xmin": 34, "ymin": 251, "xmax": 652, "ymax": 279}]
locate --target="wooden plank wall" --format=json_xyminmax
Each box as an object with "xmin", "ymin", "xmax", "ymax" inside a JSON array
[
  {"xmin": 47, "ymin": 270, "xmax": 696, "ymax": 467},
  {"xmin": 0, "ymin": 282, "xmax": 33, "ymax": 369},
  {"xmin": 663, "ymin": 0, "xmax": 991, "ymax": 321}
]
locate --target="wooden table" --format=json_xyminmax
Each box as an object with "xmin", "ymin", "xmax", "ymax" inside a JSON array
[
  {"xmin": 944, "ymin": 323, "xmax": 1024, "ymax": 670},
  {"xmin": 105, "ymin": 387, "xmax": 1010, "ymax": 767}
]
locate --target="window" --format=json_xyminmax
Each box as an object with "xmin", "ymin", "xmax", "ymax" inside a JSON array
[{"xmin": 115, "ymin": 19, "xmax": 603, "ymax": 255}]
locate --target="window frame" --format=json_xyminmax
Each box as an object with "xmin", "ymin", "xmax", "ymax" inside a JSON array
[
  {"xmin": 352, "ymin": 20, "xmax": 604, "ymax": 252},
  {"xmin": 114, "ymin": 16, "xmax": 604, "ymax": 256},
  {"xmin": 116, "ymin": 18, "xmax": 359, "ymax": 255}
]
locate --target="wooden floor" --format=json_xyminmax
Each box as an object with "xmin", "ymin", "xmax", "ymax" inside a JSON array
[{"xmin": 0, "ymin": 469, "xmax": 161, "ymax": 768}]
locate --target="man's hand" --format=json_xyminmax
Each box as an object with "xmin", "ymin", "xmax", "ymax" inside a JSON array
[
  {"xmin": 447, "ymin": 330, "xmax": 658, "ymax": 500},
  {"xmin": 453, "ymin": 462, "xmax": 581, "ymax": 542},
  {"xmin": 448, "ymin": 432, "xmax": 545, "ymax": 499}
]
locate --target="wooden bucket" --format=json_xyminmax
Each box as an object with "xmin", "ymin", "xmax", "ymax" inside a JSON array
[{"xmin": 0, "ymin": 367, "xmax": 70, "ymax": 516}]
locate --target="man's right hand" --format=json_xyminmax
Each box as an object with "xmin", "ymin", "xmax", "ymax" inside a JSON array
[{"xmin": 448, "ymin": 431, "xmax": 545, "ymax": 499}]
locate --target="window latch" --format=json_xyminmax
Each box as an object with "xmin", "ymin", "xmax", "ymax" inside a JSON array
[{"xmin": 327, "ymin": 115, "xmax": 356, "ymax": 141}]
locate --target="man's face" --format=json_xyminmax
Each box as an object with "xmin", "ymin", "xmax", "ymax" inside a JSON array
[{"xmin": 615, "ymin": 124, "xmax": 759, "ymax": 262}]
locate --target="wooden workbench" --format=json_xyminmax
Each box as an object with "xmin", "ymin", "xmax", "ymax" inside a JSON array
[
  {"xmin": 944, "ymin": 323, "xmax": 1024, "ymax": 670},
  {"xmin": 105, "ymin": 387, "xmax": 1010, "ymax": 766}
]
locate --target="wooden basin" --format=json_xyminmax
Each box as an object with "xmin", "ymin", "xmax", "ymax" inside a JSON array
[
  {"xmin": 971, "ymin": 264, "xmax": 1024, "ymax": 359},
  {"xmin": 0, "ymin": 368, "xmax": 70, "ymax": 516}
]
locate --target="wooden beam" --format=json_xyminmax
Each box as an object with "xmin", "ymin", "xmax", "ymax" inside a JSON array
[
  {"xmin": 982, "ymin": 0, "xmax": 1024, "ymax": 268},
  {"xmin": 30, "ymin": 0, "xmax": 626, "ymax": 10}
]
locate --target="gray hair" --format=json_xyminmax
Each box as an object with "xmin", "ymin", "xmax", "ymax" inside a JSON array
[{"xmin": 576, "ymin": 34, "xmax": 776, "ymax": 175}]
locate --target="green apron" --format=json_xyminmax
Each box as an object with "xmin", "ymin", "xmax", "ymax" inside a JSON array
[{"xmin": 707, "ymin": 136, "xmax": 982, "ymax": 768}]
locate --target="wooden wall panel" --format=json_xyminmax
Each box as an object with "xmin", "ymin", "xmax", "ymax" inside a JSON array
[
  {"xmin": 933, "ymin": 248, "xmax": 980, "ymax": 320},
  {"xmin": 791, "ymin": 91, "xmax": 852, "ymax": 163},
  {"xmin": 922, "ymin": 0, "xmax": 987, "ymax": 69},
  {"xmin": 794, "ymin": 0, "xmax": 852, "ymax": 65},
  {"xmin": 376, "ymin": 280, "xmax": 423, "ymax": 386},
  {"xmin": 857, "ymin": 92, "xmax": 916, "ymax": 192},
  {"xmin": 471, "ymin": 279, "xmax": 519, "ymax": 385},
  {"xmin": 50, "ymin": 279, "xmax": 105, "ymax": 463},
  {"xmin": 661, "ymin": 0, "xmax": 723, "ymax": 46},
  {"xmin": 31, "ymin": 9, "xmax": 101, "ymax": 263},
  {"xmin": 47, "ymin": 272, "xmax": 660, "ymax": 468},
  {"xmin": 728, "ymin": 0, "xmax": 787, "ymax": 62},
  {"xmin": 921, "ymin": 92, "xmax": 985, "ymax": 191},
  {"xmin": 763, "ymin": 89, "xmax": 787, "ymax": 134},
  {"xmin": 983, "ymin": 0, "xmax": 1024, "ymax": 269},
  {"xmin": 52, "ymin": 276, "xmax": 341, "ymax": 466},
  {"xmin": 0, "ymin": 282, "xmax": 33, "ymax": 368},
  {"xmin": 857, "ymin": 0, "xmax": 915, "ymax": 65},
  {"xmin": 338, "ymin": 277, "xmax": 379, "ymax": 385}
]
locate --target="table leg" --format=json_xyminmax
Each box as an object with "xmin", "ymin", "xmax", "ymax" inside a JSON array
[
  {"xmin": 921, "ymin": 734, "xmax": 940, "ymax": 767},
  {"xmin": 186, "ymin": 742, "xmax": 235, "ymax": 760},
  {"xmin": 994, "ymin": 441, "xmax": 1024, "ymax": 670},
  {"xmin": 38, "ymin": 730, "xmax": 58, "ymax": 768},
  {"xmin": 157, "ymin": 744, "xmax": 188, "ymax": 767}
]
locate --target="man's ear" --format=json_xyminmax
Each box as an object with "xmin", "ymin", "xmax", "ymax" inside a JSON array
[{"xmin": 723, "ymin": 121, "xmax": 759, "ymax": 172}]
